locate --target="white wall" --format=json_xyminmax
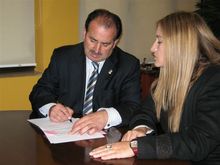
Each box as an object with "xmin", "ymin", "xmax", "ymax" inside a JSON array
[
  {"xmin": 79, "ymin": 0, "xmax": 198, "ymax": 62},
  {"xmin": 0, "ymin": 0, "xmax": 35, "ymax": 68}
]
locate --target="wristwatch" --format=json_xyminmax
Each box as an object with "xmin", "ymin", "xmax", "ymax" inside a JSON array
[{"xmin": 130, "ymin": 139, "xmax": 138, "ymax": 156}]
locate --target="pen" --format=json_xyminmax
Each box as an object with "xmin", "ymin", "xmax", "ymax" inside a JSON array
[
  {"xmin": 57, "ymin": 101, "xmax": 72, "ymax": 123},
  {"xmin": 68, "ymin": 117, "xmax": 72, "ymax": 123}
]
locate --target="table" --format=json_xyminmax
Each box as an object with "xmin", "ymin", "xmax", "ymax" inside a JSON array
[{"xmin": 0, "ymin": 111, "xmax": 191, "ymax": 165}]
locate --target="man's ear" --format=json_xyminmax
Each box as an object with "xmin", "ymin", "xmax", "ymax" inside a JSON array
[
  {"xmin": 113, "ymin": 39, "xmax": 119, "ymax": 48},
  {"xmin": 83, "ymin": 28, "xmax": 86, "ymax": 39}
]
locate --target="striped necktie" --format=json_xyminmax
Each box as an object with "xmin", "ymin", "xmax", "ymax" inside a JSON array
[{"xmin": 83, "ymin": 61, "xmax": 99, "ymax": 115}]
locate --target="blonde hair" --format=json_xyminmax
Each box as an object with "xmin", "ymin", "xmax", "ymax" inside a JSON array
[{"xmin": 152, "ymin": 11, "xmax": 220, "ymax": 132}]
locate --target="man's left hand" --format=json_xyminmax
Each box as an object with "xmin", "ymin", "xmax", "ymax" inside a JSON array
[{"xmin": 69, "ymin": 110, "xmax": 108, "ymax": 135}]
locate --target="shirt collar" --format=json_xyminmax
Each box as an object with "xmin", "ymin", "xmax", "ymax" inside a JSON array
[{"xmin": 86, "ymin": 57, "xmax": 105, "ymax": 73}]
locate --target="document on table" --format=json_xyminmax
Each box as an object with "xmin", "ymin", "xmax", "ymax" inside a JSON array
[{"xmin": 28, "ymin": 118, "xmax": 105, "ymax": 144}]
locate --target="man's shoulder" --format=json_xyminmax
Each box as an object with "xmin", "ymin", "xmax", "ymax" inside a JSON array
[
  {"xmin": 113, "ymin": 46, "xmax": 139, "ymax": 63},
  {"xmin": 54, "ymin": 42, "xmax": 83, "ymax": 53},
  {"xmin": 51, "ymin": 42, "xmax": 84, "ymax": 61}
]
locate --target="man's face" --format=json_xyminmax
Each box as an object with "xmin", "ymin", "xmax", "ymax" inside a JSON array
[{"xmin": 83, "ymin": 20, "xmax": 119, "ymax": 62}]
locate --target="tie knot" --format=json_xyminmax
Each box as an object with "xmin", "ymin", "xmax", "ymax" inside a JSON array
[{"xmin": 92, "ymin": 61, "xmax": 99, "ymax": 71}]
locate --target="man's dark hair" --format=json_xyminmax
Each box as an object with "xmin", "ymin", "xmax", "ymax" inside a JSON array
[{"xmin": 85, "ymin": 9, "xmax": 122, "ymax": 40}]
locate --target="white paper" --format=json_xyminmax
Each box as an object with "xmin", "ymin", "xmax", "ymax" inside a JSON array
[{"xmin": 28, "ymin": 118, "xmax": 105, "ymax": 144}]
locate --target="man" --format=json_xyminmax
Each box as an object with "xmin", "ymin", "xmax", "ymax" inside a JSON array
[{"xmin": 29, "ymin": 9, "xmax": 141, "ymax": 134}]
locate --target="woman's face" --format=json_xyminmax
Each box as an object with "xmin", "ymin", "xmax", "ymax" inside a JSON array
[{"xmin": 150, "ymin": 26, "xmax": 165, "ymax": 67}]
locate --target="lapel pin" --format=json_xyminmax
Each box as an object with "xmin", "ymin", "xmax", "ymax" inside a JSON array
[{"xmin": 108, "ymin": 69, "xmax": 113, "ymax": 75}]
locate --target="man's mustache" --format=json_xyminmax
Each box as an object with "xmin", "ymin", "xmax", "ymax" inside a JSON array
[{"xmin": 90, "ymin": 50, "xmax": 102, "ymax": 56}]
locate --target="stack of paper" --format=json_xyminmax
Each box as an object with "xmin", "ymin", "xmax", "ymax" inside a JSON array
[{"xmin": 28, "ymin": 118, "xmax": 104, "ymax": 144}]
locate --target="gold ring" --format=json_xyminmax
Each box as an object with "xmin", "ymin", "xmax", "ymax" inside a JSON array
[{"xmin": 106, "ymin": 144, "xmax": 112, "ymax": 150}]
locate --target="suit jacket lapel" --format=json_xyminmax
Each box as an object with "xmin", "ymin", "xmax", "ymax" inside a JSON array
[
  {"xmin": 69, "ymin": 44, "xmax": 87, "ymax": 112},
  {"xmin": 94, "ymin": 48, "xmax": 119, "ymax": 93}
]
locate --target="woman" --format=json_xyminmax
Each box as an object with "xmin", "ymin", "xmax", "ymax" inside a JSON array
[{"xmin": 89, "ymin": 11, "xmax": 220, "ymax": 164}]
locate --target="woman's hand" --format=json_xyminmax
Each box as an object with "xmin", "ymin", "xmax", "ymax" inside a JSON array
[
  {"xmin": 121, "ymin": 127, "xmax": 147, "ymax": 141},
  {"xmin": 89, "ymin": 141, "xmax": 134, "ymax": 160}
]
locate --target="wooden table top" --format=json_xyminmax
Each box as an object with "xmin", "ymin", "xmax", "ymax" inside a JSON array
[{"xmin": 0, "ymin": 111, "xmax": 191, "ymax": 165}]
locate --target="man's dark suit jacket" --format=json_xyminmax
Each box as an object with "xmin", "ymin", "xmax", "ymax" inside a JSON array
[
  {"xmin": 29, "ymin": 42, "xmax": 141, "ymax": 126},
  {"xmin": 130, "ymin": 65, "xmax": 220, "ymax": 165}
]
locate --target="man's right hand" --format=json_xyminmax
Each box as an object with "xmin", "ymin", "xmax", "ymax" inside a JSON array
[{"xmin": 49, "ymin": 103, "xmax": 74, "ymax": 122}]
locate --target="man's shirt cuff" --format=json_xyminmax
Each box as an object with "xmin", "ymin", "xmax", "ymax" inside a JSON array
[
  {"xmin": 39, "ymin": 103, "xmax": 56, "ymax": 117},
  {"xmin": 97, "ymin": 107, "xmax": 122, "ymax": 129}
]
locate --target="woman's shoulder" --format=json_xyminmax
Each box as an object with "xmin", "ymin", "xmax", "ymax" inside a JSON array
[
  {"xmin": 203, "ymin": 64, "xmax": 220, "ymax": 78},
  {"xmin": 191, "ymin": 64, "xmax": 220, "ymax": 90},
  {"xmin": 194, "ymin": 64, "xmax": 220, "ymax": 91}
]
